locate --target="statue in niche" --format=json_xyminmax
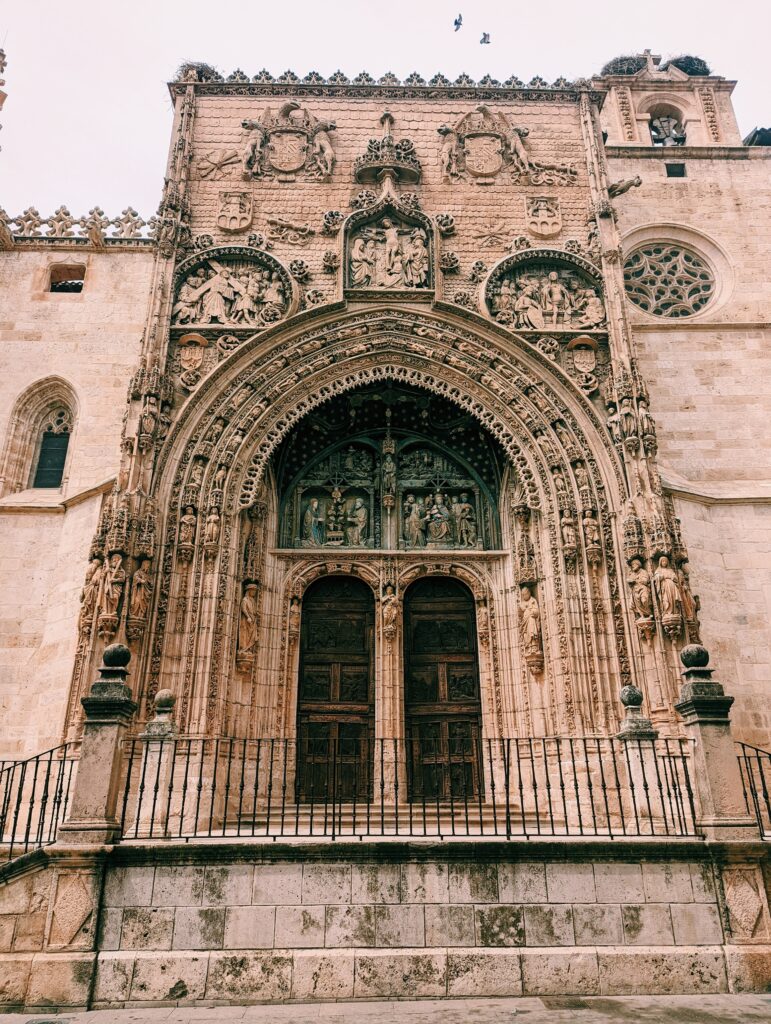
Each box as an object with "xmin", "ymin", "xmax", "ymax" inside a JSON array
[
  {"xmin": 302, "ymin": 498, "xmax": 324, "ymax": 546},
  {"xmin": 677, "ymin": 561, "xmax": 701, "ymax": 639},
  {"xmin": 519, "ymin": 585, "xmax": 543, "ymax": 660},
  {"xmin": 382, "ymin": 454, "xmax": 397, "ymax": 495},
  {"xmin": 288, "ymin": 595, "xmax": 301, "ymax": 640},
  {"xmin": 345, "ymin": 498, "xmax": 368, "ymax": 546},
  {"xmin": 489, "ymin": 264, "xmax": 606, "ymax": 330},
  {"xmin": 456, "ymin": 492, "xmax": 477, "ymax": 547},
  {"xmin": 619, "ymin": 398, "xmax": 640, "ymax": 451},
  {"xmin": 79, "ymin": 557, "xmax": 103, "ymax": 630},
  {"xmin": 654, "ymin": 555, "xmax": 681, "ymax": 618},
  {"xmin": 382, "ymin": 584, "xmax": 399, "ymax": 640},
  {"xmin": 204, "ymin": 507, "xmax": 221, "ymax": 545},
  {"xmin": 179, "ymin": 506, "xmax": 197, "ymax": 546},
  {"xmin": 238, "ymin": 584, "xmax": 260, "ymax": 656},
  {"xmin": 583, "ymin": 509, "xmax": 601, "ymax": 547},
  {"xmin": 189, "ymin": 461, "xmax": 205, "ymax": 488},
  {"xmin": 100, "ymin": 554, "xmax": 126, "ymax": 618},
  {"xmin": 561, "ymin": 510, "xmax": 577, "ymax": 548},
  {"xmin": 637, "ymin": 400, "xmax": 656, "ymax": 443},
  {"xmin": 129, "ymin": 559, "xmax": 152, "ymax": 620},
  {"xmin": 348, "ymin": 216, "xmax": 430, "ymax": 290},
  {"xmin": 605, "ymin": 403, "xmax": 623, "ymax": 449},
  {"xmin": 214, "ymin": 465, "xmax": 227, "ymax": 490},
  {"xmin": 403, "ymin": 493, "xmax": 426, "ymax": 548},
  {"xmin": 172, "ymin": 257, "xmax": 289, "ymax": 329},
  {"xmin": 627, "ymin": 558, "xmax": 653, "ymax": 620},
  {"xmin": 140, "ymin": 396, "xmax": 158, "ymax": 437}
]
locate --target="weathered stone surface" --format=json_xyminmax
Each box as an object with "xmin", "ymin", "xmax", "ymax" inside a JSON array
[
  {"xmin": 325, "ymin": 905, "xmax": 376, "ymax": 947},
  {"xmin": 621, "ymin": 904, "xmax": 675, "ymax": 945},
  {"xmin": 120, "ymin": 908, "xmax": 175, "ymax": 950},
  {"xmin": 223, "ymin": 906, "xmax": 276, "ymax": 949},
  {"xmin": 401, "ymin": 863, "xmax": 449, "ymax": 904},
  {"xmin": 92, "ymin": 951, "xmax": 135, "ymax": 1004},
  {"xmin": 202, "ymin": 864, "xmax": 254, "ymax": 906},
  {"xmin": 11, "ymin": 911, "xmax": 46, "ymax": 952},
  {"xmin": 253, "ymin": 864, "xmax": 302, "ymax": 905},
  {"xmin": 573, "ymin": 904, "xmax": 624, "ymax": 945},
  {"xmin": 521, "ymin": 949, "xmax": 599, "ymax": 995},
  {"xmin": 0, "ymin": 954, "xmax": 31, "ymax": 1005},
  {"xmin": 524, "ymin": 905, "xmax": 575, "ymax": 946},
  {"xmin": 425, "ymin": 904, "xmax": 476, "ymax": 947},
  {"xmin": 302, "ymin": 864, "xmax": 351, "ymax": 905},
  {"xmin": 0, "ymin": 916, "xmax": 16, "ymax": 951},
  {"xmin": 725, "ymin": 944, "xmax": 771, "ymax": 992},
  {"xmin": 274, "ymin": 906, "xmax": 325, "ymax": 948},
  {"xmin": 449, "ymin": 864, "xmax": 498, "ymax": 904},
  {"xmin": 671, "ymin": 903, "xmax": 724, "ymax": 945},
  {"xmin": 691, "ymin": 862, "xmax": 717, "ymax": 903},
  {"xmin": 447, "ymin": 949, "xmax": 523, "ymax": 996},
  {"xmin": 546, "ymin": 864, "xmax": 596, "ymax": 904},
  {"xmin": 498, "ymin": 863, "xmax": 547, "ymax": 904},
  {"xmin": 594, "ymin": 863, "xmax": 644, "ymax": 904},
  {"xmin": 104, "ymin": 866, "xmax": 155, "ymax": 908},
  {"xmin": 642, "ymin": 863, "xmax": 694, "ymax": 904},
  {"xmin": 25, "ymin": 951, "xmax": 95, "ymax": 1007},
  {"xmin": 292, "ymin": 950, "xmax": 355, "ymax": 999},
  {"xmin": 206, "ymin": 951, "xmax": 292, "ymax": 1001},
  {"xmin": 152, "ymin": 866, "xmax": 205, "ymax": 907},
  {"xmin": 172, "ymin": 906, "xmax": 225, "ymax": 949},
  {"xmin": 129, "ymin": 950, "xmax": 208, "ymax": 1002},
  {"xmin": 375, "ymin": 904, "xmax": 425, "ymax": 947},
  {"xmin": 97, "ymin": 907, "xmax": 123, "ymax": 951},
  {"xmin": 351, "ymin": 864, "xmax": 400, "ymax": 904},
  {"xmin": 598, "ymin": 947, "xmax": 727, "ymax": 995},
  {"xmin": 475, "ymin": 905, "xmax": 525, "ymax": 946},
  {"xmin": 354, "ymin": 950, "xmax": 447, "ymax": 998}
]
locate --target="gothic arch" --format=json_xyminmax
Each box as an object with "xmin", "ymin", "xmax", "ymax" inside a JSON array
[{"xmin": 0, "ymin": 375, "xmax": 79, "ymax": 496}]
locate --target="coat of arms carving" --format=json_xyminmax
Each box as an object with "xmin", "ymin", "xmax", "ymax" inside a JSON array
[
  {"xmin": 438, "ymin": 105, "xmax": 577, "ymax": 186},
  {"xmin": 217, "ymin": 191, "xmax": 253, "ymax": 233},
  {"xmin": 526, "ymin": 197, "xmax": 562, "ymax": 238},
  {"xmin": 242, "ymin": 101, "xmax": 336, "ymax": 182}
]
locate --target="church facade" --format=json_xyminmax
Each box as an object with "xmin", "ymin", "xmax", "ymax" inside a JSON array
[
  {"xmin": 1, "ymin": 51, "xmax": 770, "ymax": 1008},
  {"xmin": 1, "ymin": 51, "xmax": 768, "ymax": 761}
]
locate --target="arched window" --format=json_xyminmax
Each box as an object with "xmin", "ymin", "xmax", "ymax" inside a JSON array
[
  {"xmin": 32, "ymin": 408, "xmax": 72, "ymax": 487},
  {"xmin": 0, "ymin": 378, "xmax": 78, "ymax": 497}
]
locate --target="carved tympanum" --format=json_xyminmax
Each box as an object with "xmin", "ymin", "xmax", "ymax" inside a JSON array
[
  {"xmin": 487, "ymin": 258, "xmax": 606, "ymax": 329},
  {"xmin": 172, "ymin": 251, "xmax": 292, "ymax": 329}
]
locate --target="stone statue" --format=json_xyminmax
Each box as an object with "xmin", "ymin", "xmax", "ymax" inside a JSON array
[
  {"xmin": 576, "ymin": 288, "xmax": 606, "ymax": 328},
  {"xmin": 513, "ymin": 281, "xmax": 546, "ymax": 330},
  {"xmin": 458, "ymin": 493, "xmax": 477, "ymax": 547},
  {"xmin": 438, "ymin": 125, "xmax": 460, "ymax": 180},
  {"xmin": 382, "ymin": 454, "xmax": 396, "ymax": 495},
  {"xmin": 404, "ymin": 229, "xmax": 429, "ymax": 287},
  {"xmin": 241, "ymin": 120, "xmax": 266, "ymax": 176},
  {"xmin": 561, "ymin": 510, "xmax": 577, "ymax": 547},
  {"xmin": 201, "ymin": 268, "xmax": 236, "ymax": 323},
  {"xmin": 140, "ymin": 396, "xmax": 158, "ymax": 437},
  {"xmin": 654, "ymin": 555, "xmax": 681, "ymax": 618},
  {"xmin": 129, "ymin": 559, "xmax": 152, "ymax": 620},
  {"xmin": 381, "ymin": 584, "xmax": 399, "ymax": 636},
  {"xmin": 100, "ymin": 554, "xmax": 126, "ymax": 618},
  {"xmin": 627, "ymin": 558, "xmax": 652, "ymax": 619},
  {"xmin": 79, "ymin": 557, "xmax": 103, "ymax": 629},
  {"xmin": 608, "ymin": 176, "xmax": 642, "ymax": 198},
  {"xmin": 179, "ymin": 506, "xmax": 197, "ymax": 546},
  {"xmin": 288, "ymin": 595, "xmax": 301, "ymax": 639},
  {"xmin": 345, "ymin": 498, "xmax": 368, "ymax": 546},
  {"xmin": 189, "ymin": 461, "xmax": 204, "ymax": 488},
  {"xmin": 350, "ymin": 237, "xmax": 375, "ymax": 287},
  {"xmin": 542, "ymin": 271, "xmax": 571, "ymax": 324},
  {"xmin": 426, "ymin": 492, "xmax": 452, "ymax": 544},
  {"xmin": 403, "ymin": 494, "xmax": 426, "ymax": 547},
  {"xmin": 302, "ymin": 498, "xmax": 324, "ymax": 546},
  {"xmin": 583, "ymin": 510, "xmax": 601, "ymax": 547},
  {"xmin": 619, "ymin": 398, "xmax": 639, "ymax": 450},
  {"xmin": 238, "ymin": 583, "xmax": 260, "ymax": 654},
  {"xmin": 204, "ymin": 507, "xmax": 221, "ymax": 545},
  {"xmin": 214, "ymin": 465, "xmax": 227, "ymax": 490},
  {"xmin": 519, "ymin": 586, "xmax": 542, "ymax": 656},
  {"xmin": 312, "ymin": 127, "xmax": 335, "ymax": 179},
  {"xmin": 638, "ymin": 400, "xmax": 656, "ymax": 441},
  {"xmin": 677, "ymin": 561, "xmax": 701, "ymax": 639}
]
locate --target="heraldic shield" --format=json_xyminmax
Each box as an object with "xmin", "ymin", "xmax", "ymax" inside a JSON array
[
  {"xmin": 462, "ymin": 132, "xmax": 504, "ymax": 179},
  {"xmin": 268, "ymin": 128, "xmax": 309, "ymax": 176}
]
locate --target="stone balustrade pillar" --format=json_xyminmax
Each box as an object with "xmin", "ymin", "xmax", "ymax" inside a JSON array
[
  {"xmin": 58, "ymin": 643, "xmax": 137, "ymax": 845},
  {"xmin": 674, "ymin": 644, "xmax": 759, "ymax": 841},
  {"xmin": 129, "ymin": 688, "xmax": 177, "ymax": 838},
  {"xmin": 616, "ymin": 682, "xmax": 661, "ymax": 827}
]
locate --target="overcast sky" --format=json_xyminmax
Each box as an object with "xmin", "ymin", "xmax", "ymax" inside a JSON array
[{"xmin": 1, "ymin": 0, "xmax": 768, "ymax": 219}]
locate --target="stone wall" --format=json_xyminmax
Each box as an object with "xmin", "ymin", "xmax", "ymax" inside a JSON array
[{"xmin": 0, "ymin": 248, "xmax": 155, "ymax": 756}]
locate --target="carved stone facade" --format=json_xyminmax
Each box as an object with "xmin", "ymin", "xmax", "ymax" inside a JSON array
[{"xmin": 0, "ymin": 54, "xmax": 770, "ymax": 760}]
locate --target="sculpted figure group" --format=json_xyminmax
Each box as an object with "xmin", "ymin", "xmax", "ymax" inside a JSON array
[
  {"xmin": 173, "ymin": 260, "xmax": 287, "ymax": 327},
  {"xmin": 349, "ymin": 219, "xmax": 429, "ymax": 289},
  {"xmin": 491, "ymin": 268, "xmax": 606, "ymax": 329},
  {"xmin": 402, "ymin": 491, "xmax": 477, "ymax": 549},
  {"xmin": 301, "ymin": 494, "xmax": 370, "ymax": 548}
]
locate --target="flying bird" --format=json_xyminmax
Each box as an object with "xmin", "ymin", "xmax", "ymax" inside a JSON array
[
  {"xmin": 480, "ymin": 32, "xmax": 491, "ymax": 44},
  {"xmin": 454, "ymin": 14, "xmax": 462, "ymax": 30}
]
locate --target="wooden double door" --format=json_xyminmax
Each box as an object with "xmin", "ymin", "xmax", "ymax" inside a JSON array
[
  {"xmin": 403, "ymin": 577, "xmax": 484, "ymax": 801},
  {"xmin": 296, "ymin": 574, "xmax": 483, "ymax": 803}
]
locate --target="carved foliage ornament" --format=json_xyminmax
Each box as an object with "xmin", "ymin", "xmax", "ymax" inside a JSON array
[
  {"xmin": 172, "ymin": 248, "xmax": 294, "ymax": 329},
  {"xmin": 623, "ymin": 244, "xmax": 715, "ymax": 318},
  {"xmin": 241, "ymin": 102, "xmax": 336, "ymax": 181}
]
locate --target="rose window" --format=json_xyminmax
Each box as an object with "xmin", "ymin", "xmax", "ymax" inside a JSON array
[{"xmin": 623, "ymin": 244, "xmax": 715, "ymax": 317}]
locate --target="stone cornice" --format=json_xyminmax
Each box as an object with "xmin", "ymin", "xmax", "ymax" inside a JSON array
[{"xmin": 606, "ymin": 145, "xmax": 769, "ymax": 160}]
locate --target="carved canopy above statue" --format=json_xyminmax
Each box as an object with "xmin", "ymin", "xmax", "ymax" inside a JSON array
[
  {"xmin": 485, "ymin": 250, "xmax": 606, "ymax": 330},
  {"xmin": 172, "ymin": 246, "xmax": 298, "ymax": 330}
]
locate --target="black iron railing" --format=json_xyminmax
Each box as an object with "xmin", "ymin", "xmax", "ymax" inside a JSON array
[
  {"xmin": 737, "ymin": 742, "xmax": 771, "ymax": 839},
  {"xmin": 119, "ymin": 735, "xmax": 698, "ymax": 841},
  {"xmin": 0, "ymin": 745, "xmax": 77, "ymax": 861}
]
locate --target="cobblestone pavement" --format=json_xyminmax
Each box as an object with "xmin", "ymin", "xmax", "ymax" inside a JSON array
[{"xmin": 7, "ymin": 995, "xmax": 771, "ymax": 1024}]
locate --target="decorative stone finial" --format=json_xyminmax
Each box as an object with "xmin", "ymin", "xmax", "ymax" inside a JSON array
[
  {"xmin": 103, "ymin": 642, "xmax": 131, "ymax": 668},
  {"xmin": 143, "ymin": 688, "xmax": 177, "ymax": 738},
  {"xmin": 680, "ymin": 643, "xmax": 710, "ymax": 669},
  {"xmin": 617, "ymin": 683, "xmax": 656, "ymax": 740},
  {"xmin": 620, "ymin": 684, "xmax": 644, "ymax": 708},
  {"xmin": 154, "ymin": 688, "xmax": 175, "ymax": 713},
  {"xmin": 82, "ymin": 642, "xmax": 136, "ymax": 711}
]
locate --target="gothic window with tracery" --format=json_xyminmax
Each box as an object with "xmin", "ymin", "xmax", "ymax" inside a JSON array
[
  {"xmin": 0, "ymin": 379, "xmax": 78, "ymax": 497},
  {"xmin": 32, "ymin": 408, "xmax": 72, "ymax": 487},
  {"xmin": 623, "ymin": 244, "xmax": 715, "ymax": 318}
]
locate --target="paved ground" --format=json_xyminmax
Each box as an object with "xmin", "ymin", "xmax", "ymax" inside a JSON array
[{"xmin": 6, "ymin": 995, "xmax": 771, "ymax": 1023}]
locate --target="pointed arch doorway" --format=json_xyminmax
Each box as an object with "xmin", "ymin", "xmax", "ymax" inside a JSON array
[
  {"xmin": 296, "ymin": 576, "xmax": 375, "ymax": 802},
  {"xmin": 403, "ymin": 577, "xmax": 484, "ymax": 801}
]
